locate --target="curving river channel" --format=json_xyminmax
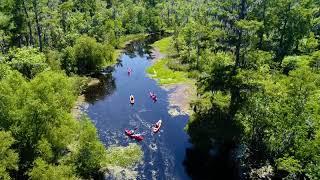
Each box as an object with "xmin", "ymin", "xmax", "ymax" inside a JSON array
[{"xmin": 82, "ymin": 37, "xmax": 192, "ymax": 179}]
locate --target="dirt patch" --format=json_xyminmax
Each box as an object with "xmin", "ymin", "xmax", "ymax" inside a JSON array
[
  {"xmin": 71, "ymin": 95, "xmax": 87, "ymax": 119},
  {"xmin": 164, "ymin": 83, "xmax": 196, "ymax": 117},
  {"xmin": 150, "ymin": 48, "xmax": 196, "ymax": 117},
  {"xmin": 88, "ymin": 78, "xmax": 100, "ymax": 86}
]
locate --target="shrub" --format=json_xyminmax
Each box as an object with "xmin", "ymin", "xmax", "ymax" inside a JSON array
[
  {"xmin": 73, "ymin": 36, "xmax": 113, "ymax": 74},
  {"xmin": 7, "ymin": 47, "xmax": 48, "ymax": 79}
]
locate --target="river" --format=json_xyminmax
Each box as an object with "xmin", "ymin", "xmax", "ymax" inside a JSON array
[{"xmin": 82, "ymin": 37, "xmax": 192, "ymax": 179}]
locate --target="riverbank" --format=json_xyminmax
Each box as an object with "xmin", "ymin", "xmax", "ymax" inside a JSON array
[
  {"xmin": 72, "ymin": 34, "xmax": 148, "ymax": 119},
  {"xmin": 148, "ymin": 37, "xmax": 196, "ymax": 117},
  {"xmin": 71, "ymin": 77, "xmax": 100, "ymax": 119},
  {"xmin": 113, "ymin": 34, "xmax": 149, "ymax": 62}
]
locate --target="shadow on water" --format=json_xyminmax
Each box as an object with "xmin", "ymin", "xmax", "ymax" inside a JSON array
[
  {"xmin": 84, "ymin": 72, "xmax": 116, "ymax": 104},
  {"xmin": 183, "ymin": 106, "xmax": 243, "ymax": 179},
  {"xmin": 123, "ymin": 34, "xmax": 163, "ymax": 59}
]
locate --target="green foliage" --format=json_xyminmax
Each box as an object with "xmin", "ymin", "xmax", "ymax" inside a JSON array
[
  {"xmin": 29, "ymin": 158, "xmax": 77, "ymax": 180},
  {"xmin": 281, "ymin": 55, "xmax": 311, "ymax": 73},
  {"xmin": 299, "ymin": 33, "xmax": 319, "ymax": 54},
  {"xmin": 0, "ymin": 131, "xmax": 18, "ymax": 180},
  {"xmin": 45, "ymin": 50, "xmax": 62, "ymax": 71},
  {"xmin": 0, "ymin": 68, "xmax": 142, "ymax": 179},
  {"xmin": 145, "ymin": 8, "xmax": 164, "ymax": 33},
  {"xmin": 162, "ymin": 0, "xmax": 320, "ymax": 178},
  {"xmin": 6, "ymin": 47, "xmax": 48, "ymax": 79},
  {"xmin": 276, "ymin": 157, "xmax": 302, "ymax": 174},
  {"xmin": 151, "ymin": 36, "xmax": 173, "ymax": 55},
  {"xmin": 0, "ymin": 63, "xmax": 12, "ymax": 80},
  {"xmin": 167, "ymin": 59, "xmax": 189, "ymax": 72},
  {"xmin": 0, "ymin": 0, "xmax": 319, "ymax": 179},
  {"xmin": 310, "ymin": 51, "xmax": 320, "ymax": 70},
  {"xmin": 72, "ymin": 117, "xmax": 106, "ymax": 178},
  {"xmin": 72, "ymin": 36, "xmax": 114, "ymax": 74}
]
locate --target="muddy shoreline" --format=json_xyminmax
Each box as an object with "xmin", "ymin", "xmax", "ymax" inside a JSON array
[
  {"xmin": 71, "ymin": 78, "xmax": 100, "ymax": 119},
  {"xmin": 150, "ymin": 49, "xmax": 196, "ymax": 117}
]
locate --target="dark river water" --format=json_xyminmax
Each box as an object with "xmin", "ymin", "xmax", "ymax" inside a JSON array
[{"xmin": 83, "ymin": 38, "xmax": 193, "ymax": 179}]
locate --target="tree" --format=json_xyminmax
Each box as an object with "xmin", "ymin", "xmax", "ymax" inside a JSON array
[
  {"xmin": 6, "ymin": 47, "xmax": 48, "ymax": 79},
  {"xmin": 29, "ymin": 158, "xmax": 77, "ymax": 180},
  {"xmin": 72, "ymin": 35, "xmax": 114, "ymax": 74},
  {"xmin": 72, "ymin": 118, "xmax": 107, "ymax": 178},
  {"xmin": 0, "ymin": 131, "xmax": 18, "ymax": 180}
]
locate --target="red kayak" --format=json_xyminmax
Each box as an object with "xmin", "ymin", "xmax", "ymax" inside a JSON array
[
  {"xmin": 125, "ymin": 129, "xmax": 144, "ymax": 141},
  {"xmin": 152, "ymin": 120, "xmax": 162, "ymax": 133}
]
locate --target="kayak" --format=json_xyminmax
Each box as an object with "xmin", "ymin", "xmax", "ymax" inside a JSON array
[
  {"xmin": 131, "ymin": 134, "xmax": 144, "ymax": 141},
  {"xmin": 152, "ymin": 120, "xmax": 162, "ymax": 133},
  {"xmin": 125, "ymin": 129, "xmax": 134, "ymax": 136},
  {"xmin": 149, "ymin": 92, "xmax": 157, "ymax": 101},
  {"xmin": 125, "ymin": 129, "xmax": 144, "ymax": 141},
  {"xmin": 130, "ymin": 96, "xmax": 135, "ymax": 104}
]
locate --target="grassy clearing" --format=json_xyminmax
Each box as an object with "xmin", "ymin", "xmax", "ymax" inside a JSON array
[
  {"xmin": 147, "ymin": 58, "xmax": 191, "ymax": 85},
  {"xmin": 148, "ymin": 36, "xmax": 193, "ymax": 85},
  {"xmin": 151, "ymin": 36, "xmax": 174, "ymax": 55}
]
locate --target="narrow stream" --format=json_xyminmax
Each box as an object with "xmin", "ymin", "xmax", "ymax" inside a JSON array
[{"xmin": 83, "ymin": 37, "xmax": 192, "ymax": 179}]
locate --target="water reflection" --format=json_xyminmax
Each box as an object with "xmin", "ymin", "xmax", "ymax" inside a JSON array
[
  {"xmin": 84, "ymin": 73, "xmax": 116, "ymax": 104},
  {"xmin": 124, "ymin": 41, "xmax": 153, "ymax": 59},
  {"xmin": 124, "ymin": 34, "xmax": 165, "ymax": 60}
]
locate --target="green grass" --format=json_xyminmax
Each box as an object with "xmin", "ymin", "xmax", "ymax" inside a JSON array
[
  {"xmin": 151, "ymin": 36, "xmax": 173, "ymax": 55},
  {"xmin": 147, "ymin": 58, "xmax": 191, "ymax": 85}
]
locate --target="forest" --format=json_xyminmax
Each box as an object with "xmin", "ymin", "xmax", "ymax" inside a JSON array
[{"xmin": 0, "ymin": 0, "xmax": 320, "ymax": 179}]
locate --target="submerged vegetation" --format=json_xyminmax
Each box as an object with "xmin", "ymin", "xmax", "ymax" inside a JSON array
[{"xmin": 0, "ymin": 0, "xmax": 319, "ymax": 179}]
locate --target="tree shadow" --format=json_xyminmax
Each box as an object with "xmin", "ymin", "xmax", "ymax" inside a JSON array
[
  {"xmin": 123, "ymin": 33, "xmax": 170, "ymax": 60},
  {"xmin": 184, "ymin": 104, "xmax": 243, "ymax": 179},
  {"xmin": 84, "ymin": 73, "xmax": 116, "ymax": 104}
]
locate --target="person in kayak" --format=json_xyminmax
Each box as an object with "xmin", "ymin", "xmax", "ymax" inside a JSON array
[
  {"xmin": 152, "ymin": 120, "xmax": 162, "ymax": 133},
  {"xmin": 131, "ymin": 127, "xmax": 138, "ymax": 134},
  {"xmin": 154, "ymin": 123, "xmax": 159, "ymax": 128},
  {"xmin": 150, "ymin": 92, "xmax": 157, "ymax": 101},
  {"xmin": 128, "ymin": 68, "xmax": 132, "ymax": 75},
  {"xmin": 130, "ymin": 95, "xmax": 135, "ymax": 104}
]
